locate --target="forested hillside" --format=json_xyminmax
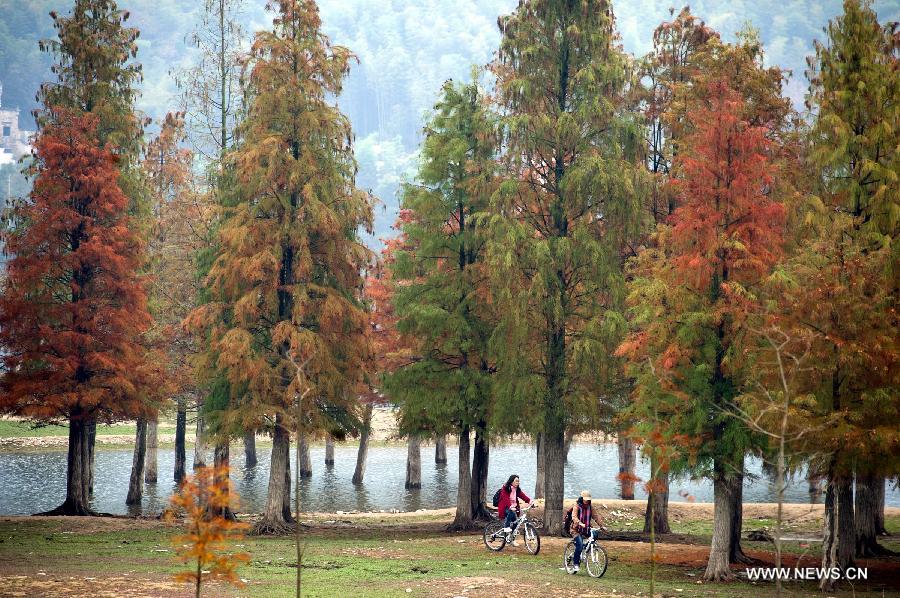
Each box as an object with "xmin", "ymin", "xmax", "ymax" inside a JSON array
[{"xmin": 1, "ymin": 0, "xmax": 897, "ymax": 239}]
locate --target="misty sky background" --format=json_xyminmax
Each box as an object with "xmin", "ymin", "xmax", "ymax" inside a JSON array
[{"xmin": 2, "ymin": 0, "xmax": 898, "ymax": 243}]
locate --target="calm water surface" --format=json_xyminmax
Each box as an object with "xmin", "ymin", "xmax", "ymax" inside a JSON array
[{"xmin": 1, "ymin": 443, "xmax": 897, "ymax": 516}]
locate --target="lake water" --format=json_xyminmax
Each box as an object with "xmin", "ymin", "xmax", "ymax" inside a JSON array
[{"xmin": 1, "ymin": 442, "xmax": 897, "ymax": 516}]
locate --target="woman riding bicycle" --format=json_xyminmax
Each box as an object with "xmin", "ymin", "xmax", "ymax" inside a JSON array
[
  {"xmin": 497, "ymin": 474, "xmax": 532, "ymax": 546},
  {"xmin": 570, "ymin": 490, "xmax": 603, "ymax": 574}
]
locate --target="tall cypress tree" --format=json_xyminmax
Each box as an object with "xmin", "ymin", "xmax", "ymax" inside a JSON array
[
  {"xmin": 487, "ymin": 0, "xmax": 644, "ymax": 534},
  {"xmin": 803, "ymin": 0, "xmax": 899, "ymax": 581},
  {"xmin": 187, "ymin": 0, "xmax": 373, "ymax": 534},
  {"xmin": 386, "ymin": 78, "xmax": 497, "ymax": 529}
]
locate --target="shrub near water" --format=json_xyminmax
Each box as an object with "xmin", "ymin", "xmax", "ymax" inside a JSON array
[{"xmin": 166, "ymin": 465, "xmax": 250, "ymax": 597}]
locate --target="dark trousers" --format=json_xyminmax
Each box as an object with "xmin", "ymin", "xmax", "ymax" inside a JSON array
[
  {"xmin": 503, "ymin": 507, "xmax": 516, "ymax": 529},
  {"xmin": 573, "ymin": 529, "xmax": 600, "ymax": 565}
]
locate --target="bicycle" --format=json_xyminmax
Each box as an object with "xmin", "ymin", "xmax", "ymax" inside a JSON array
[
  {"xmin": 563, "ymin": 528, "xmax": 608, "ymax": 577},
  {"xmin": 483, "ymin": 502, "xmax": 541, "ymax": 555}
]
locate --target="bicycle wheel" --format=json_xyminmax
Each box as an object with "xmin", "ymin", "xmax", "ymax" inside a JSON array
[
  {"xmin": 483, "ymin": 519, "xmax": 507, "ymax": 551},
  {"xmin": 523, "ymin": 522, "xmax": 541, "ymax": 555},
  {"xmin": 562, "ymin": 540, "xmax": 577, "ymax": 574},
  {"xmin": 585, "ymin": 543, "xmax": 608, "ymax": 578}
]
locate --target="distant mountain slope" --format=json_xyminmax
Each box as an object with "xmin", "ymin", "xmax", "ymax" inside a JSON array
[{"xmin": 2, "ymin": 0, "xmax": 897, "ymax": 242}]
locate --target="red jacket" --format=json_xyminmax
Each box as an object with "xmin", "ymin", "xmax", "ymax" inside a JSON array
[{"xmin": 497, "ymin": 485, "xmax": 531, "ymax": 516}]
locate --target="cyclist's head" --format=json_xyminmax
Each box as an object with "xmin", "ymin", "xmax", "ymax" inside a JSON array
[
  {"xmin": 505, "ymin": 474, "xmax": 520, "ymax": 490},
  {"xmin": 580, "ymin": 490, "xmax": 592, "ymax": 504}
]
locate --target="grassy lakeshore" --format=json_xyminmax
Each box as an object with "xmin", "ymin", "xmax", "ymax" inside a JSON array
[{"xmin": 0, "ymin": 507, "xmax": 898, "ymax": 597}]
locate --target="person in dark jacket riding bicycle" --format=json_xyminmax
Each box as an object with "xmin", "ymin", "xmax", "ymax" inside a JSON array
[
  {"xmin": 497, "ymin": 474, "xmax": 532, "ymax": 546},
  {"xmin": 570, "ymin": 489, "xmax": 603, "ymax": 574}
]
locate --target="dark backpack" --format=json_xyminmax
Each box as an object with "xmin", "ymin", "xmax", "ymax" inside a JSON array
[
  {"xmin": 563, "ymin": 497, "xmax": 583, "ymax": 536},
  {"xmin": 492, "ymin": 488, "xmax": 502, "ymax": 508}
]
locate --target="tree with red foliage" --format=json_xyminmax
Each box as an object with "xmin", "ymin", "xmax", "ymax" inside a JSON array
[
  {"xmin": 618, "ymin": 80, "xmax": 786, "ymax": 580},
  {"xmin": 0, "ymin": 109, "xmax": 158, "ymax": 515}
]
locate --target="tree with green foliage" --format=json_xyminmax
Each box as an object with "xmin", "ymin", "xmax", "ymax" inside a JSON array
[
  {"xmin": 173, "ymin": 0, "xmax": 249, "ymax": 481},
  {"xmin": 487, "ymin": 0, "xmax": 644, "ymax": 534},
  {"xmin": 801, "ymin": 0, "xmax": 899, "ymax": 584},
  {"xmin": 386, "ymin": 77, "xmax": 497, "ymax": 529},
  {"xmin": 187, "ymin": 0, "xmax": 373, "ymax": 535}
]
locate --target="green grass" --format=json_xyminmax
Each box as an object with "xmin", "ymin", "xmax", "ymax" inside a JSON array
[
  {"xmin": 0, "ymin": 420, "xmax": 147, "ymax": 438},
  {"xmin": 1, "ymin": 516, "xmax": 897, "ymax": 597}
]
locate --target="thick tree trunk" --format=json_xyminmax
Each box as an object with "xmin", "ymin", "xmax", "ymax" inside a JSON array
[
  {"xmin": 324, "ymin": 435, "xmax": 334, "ymax": 467},
  {"xmin": 352, "ymin": 404, "xmax": 372, "ymax": 484},
  {"xmin": 193, "ymin": 412, "xmax": 207, "ymax": 469},
  {"xmin": 85, "ymin": 419, "xmax": 96, "ymax": 499},
  {"xmin": 126, "ymin": 418, "xmax": 148, "ymax": 506},
  {"xmin": 244, "ymin": 429, "xmax": 257, "ymax": 467},
  {"xmin": 144, "ymin": 416, "xmax": 158, "ymax": 484},
  {"xmin": 174, "ymin": 399, "xmax": 186, "ymax": 483},
  {"xmin": 435, "ymin": 434, "xmax": 447, "ymax": 465},
  {"xmin": 820, "ymin": 470, "xmax": 855, "ymax": 591},
  {"xmin": 298, "ymin": 433, "xmax": 312, "ymax": 478},
  {"xmin": 543, "ymin": 427, "xmax": 565, "ymax": 535},
  {"xmin": 448, "ymin": 426, "xmax": 474, "ymax": 531},
  {"xmin": 644, "ymin": 456, "xmax": 671, "ymax": 534},
  {"xmin": 534, "ymin": 433, "xmax": 545, "ymax": 499},
  {"xmin": 282, "ymin": 433, "xmax": 293, "ymax": 523},
  {"xmin": 855, "ymin": 472, "xmax": 891, "ymax": 556},
  {"xmin": 703, "ymin": 459, "xmax": 735, "ymax": 581},
  {"xmin": 617, "ymin": 435, "xmax": 636, "ymax": 500},
  {"xmin": 405, "ymin": 436, "xmax": 422, "ymax": 490},
  {"xmin": 727, "ymin": 461, "xmax": 751, "ymax": 564},
  {"xmin": 254, "ymin": 416, "xmax": 293, "ymax": 534},
  {"xmin": 470, "ymin": 424, "xmax": 491, "ymax": 521},
  {"xmin": 38, "ymin": 410, "xmax": 95, "ymax": 515},
  {"xmin": 875, "ymin": 477, "xmax": 888, "ymax": 536}
]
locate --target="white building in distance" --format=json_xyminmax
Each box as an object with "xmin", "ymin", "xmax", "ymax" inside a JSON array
[{"xmin": 0, "ymin": 81, "xmax": 34, "ymax": 166}]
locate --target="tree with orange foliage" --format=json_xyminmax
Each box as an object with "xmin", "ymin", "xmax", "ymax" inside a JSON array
[
  {"xmin": 168, "ymin": 465, "xmax": 249, "ymax": 598},
  {"xmin": 0, "ymin": 109, "xmax": 158, "ymax": 515},
  {"xmin": 617, "ymin": 80, "xmax": 786, "ymax": 581},
  {"xmin": 186, "ymin": 0, "xmax": 373, "ymax": 535}
]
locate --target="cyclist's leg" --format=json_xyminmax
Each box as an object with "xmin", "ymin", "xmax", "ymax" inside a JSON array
[
  {"xmin": 573, "ymin": 534, "xmax": 584, "ymax": 565},
  {"xmin": 503, "ymin": 508, "xmax": 516, "ymax": 530}
]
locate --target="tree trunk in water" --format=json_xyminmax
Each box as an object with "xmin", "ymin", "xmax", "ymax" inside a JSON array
[
  {"xmin": 298, "ymin": 434, "xmax": 312, "ymax": 478},
  {"xmin": 193, "ymin": 412, "xmax": 207, "ymax": 469},
  {"xmin": 244, "ymin": 429, "xmax": 257, "ymax": 467},
  {"xmin": 821, "ymin": 471, "xmax": 855, "ymax": 591},
  {"xmin": 470, "ymin": 425, "xmax": 491, "ymax": 521},
  {"xmin": 448, "ymin": 426, "xmax": 474, "ymax": 531},
  {"xmin": 435, "ymin": 434, "xmax": 447, "ymax": 465},
  {"xmin": 405, "ymin": 436, "xmax": 421, "ymax": 489},
  {"xmin": 534, "ymin": 433, "xmax": 545, "ymax": 499},
  {"xmin": 543, "ymin": 427, "xmax": 565, "ymax": 535},
  {"xmin": 855, "ymin": 472, "xmax": 890, "ymax": 556},
  {"xmin": 808, "ymin": 468, "xmax": 823, "ymax": 504},
  {"xmin": 174, "ymin": 400, "xmax": 186, "ymax": 483},
  {"xmin": 38, "ymin": 410, "xmax": 95, "ymax": 515},
  {"xmin": 324, "ymin": 435, "xmax": 334, "ymax": 468},
  {"xmin": 85, "ymin": 419, "xmax": 96, "ymax": 499},
  {"xmin": 254, "ymin": 415, "xmax": 293, "ymax": 534},
  {"xmin": 703, "ymin": 459, "xmax": 735, "ymax": 581},
  {"xmin": 213, "ymin": 441, "xmax": 236, "ymax": 520},
  {"xmin": 643, "ymin": 457, "xmax": 671, "ymax": 534},
  {"xmin": 563, "ymin": 429, "xmax": 574, "ymax": 463},
  {"xmin": 352, "ymin": 403, "xmax": 372, "ymax": 484},
  {"xmin": 126, "ymin": 418, "xmax": 148, "ymax": 506},
  {"xmin": 875, "ymin": 477, "xmax": 888, "ymax": 536},
  {"xmin": 617, "ymin": 435, "xmax": 636, "ymax": 500},
  {"xmin": 144, "ymin": 417, "xmax": 158, "ymax": 484},
  {"xmin": 727, "ymin": 461, "xmax": 751, "ymax": 564}
]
